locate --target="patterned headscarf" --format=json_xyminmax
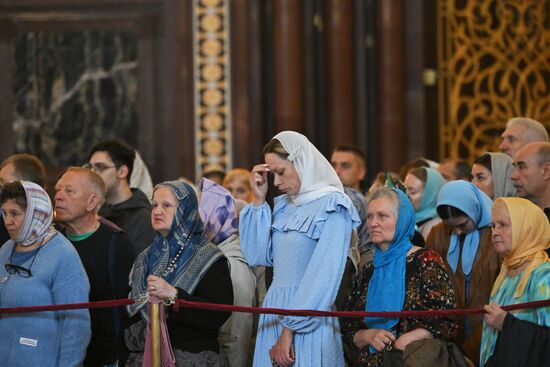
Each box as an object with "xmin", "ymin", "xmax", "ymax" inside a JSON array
[
  {"xmin": 197, "ymin": 178, "xmax": 239, "ymax": 244},
  {"xmin": 273, "ymin": 131, "xmax": 344, "ymax": 206},
  {"xmin": 437, "ymin": 181, "xmax": 493, "ymax": 276},
  {"xmin": 16, "ymin": 181, "xmax": 55, "ymax": 246},
  {"xmin": 365, "ymin": 188, "xmax": 415, "ymax": 331},
  {"xmin": 128, "ymin": 180, "xmax": 223, "ymax": 316},
  {"xmin": 491, "ymin": 197, "xmax": 550, "ymax": 298}
]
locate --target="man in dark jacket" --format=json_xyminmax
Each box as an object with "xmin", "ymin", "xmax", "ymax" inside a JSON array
[
  {"xmin": 87, "ymin": 139, "xmax": 156, "ymax": 254},
  {"xmin": 55, "ymin": 167, "xmax": 136, "ymax": 366}
]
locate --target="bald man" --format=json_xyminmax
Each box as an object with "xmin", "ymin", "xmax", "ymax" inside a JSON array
[{"xmin": 511, "ymin": 142, "xmax": 550, "ymax": 214}]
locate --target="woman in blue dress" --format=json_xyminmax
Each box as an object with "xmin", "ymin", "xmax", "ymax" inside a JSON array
[{"xmin": 240, "ymin": 131, "xmax": 360, "ymax": 366}]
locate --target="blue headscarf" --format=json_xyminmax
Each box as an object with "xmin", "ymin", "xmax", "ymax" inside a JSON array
[
  {"xmin": 414, "ymin": 168, "xmax": 447, "ymax": 224},
  {"xmin": 128, "ymin": 180, "xmax": 223, "ymax": 317},
  {"xmin": 436, "ymin": 181, "xmax": 492, "ymax": 276},
  {"xmin": 365, "ymin": 188, "xmax": 415, "ymax": 332}
]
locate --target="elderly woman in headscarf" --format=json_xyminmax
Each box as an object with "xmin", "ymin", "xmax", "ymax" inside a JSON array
[
  {"xmin": 426, "ymin": 180, "xmax": 501, "ymax": 363},
  {"xmin": 471, "ymin": 152, "xmax": 516, "ymax": 200},
  {"xmin": 124, "ymin": 180, "xmax": 233, "ymax": 366},
  {"xmin": 480, "ymin": 198, "xmax": 550, "ymax": 367},
  {"xmin": 198, "ymin": 178, "xmax": 257, "ymax": 367},
  {"xmin": 404, "ymin": 167, "xmax": 447, "ymax": 240},
  {"xmin": 341, "ymin": 187, "xmax": 459, "ymax": 366},
  {"xmin": 241, "ymin": 131, "xmax": 360, "ymax": 366},
  {"xmin": 0, "ymin": 181, "xmax": 90, "ymax": 366}
]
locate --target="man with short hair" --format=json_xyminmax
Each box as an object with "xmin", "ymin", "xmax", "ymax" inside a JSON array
[
  {"xmin": 330, "ymin": 146, "xmax": 368, "ymax": 309},
  {"xmin": 506, "ymin": 141, "xmax": 550, "ymax": 351},
  {"xmin": 88, "ymin": 139, "xmax": 155, "ymax": 254},
  {"xmin": 330, "ymin": 145, "xmax": 366, "ymax": 192},
  {"xmin": 0, "ymin": 153, "xmax": 47, "ymax": 246},
  {"xmin": 437, "ymin": 158, "xmax": 471, "ymax": 181},
  {"xmin": 511, "ymin": 142, "xmax": 550, "ymax": 214},
  {"xmin": 499, "ymin": 117, "xmax": 549, "ymax": 157},
  {"xmin": 54, "ymin": 167, "xmax": 135, "ymax": 367}
]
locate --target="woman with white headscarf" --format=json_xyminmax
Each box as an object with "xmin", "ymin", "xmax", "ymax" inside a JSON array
[
  {"xmin": 0, "ymin": 181, "xmax": 91, "ymax": 366},
  {"xmin": 240, "ymin": 131, "xmax": 360, "ymax": 366}
]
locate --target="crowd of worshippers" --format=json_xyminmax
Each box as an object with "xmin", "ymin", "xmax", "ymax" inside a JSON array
[{"xmin": 0, "ymin": 117, "xmax": 548, "ymax": 367}]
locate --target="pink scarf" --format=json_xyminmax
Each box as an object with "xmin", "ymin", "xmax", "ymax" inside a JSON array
[{"xmin": 142, "ymin": 296, "xmax": 176, "ymax": 367}]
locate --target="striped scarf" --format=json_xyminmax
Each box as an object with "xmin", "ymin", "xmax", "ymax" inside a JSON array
[{"xmin": 16, "ymin": 181, "xmax": 55, "ymax": 246}]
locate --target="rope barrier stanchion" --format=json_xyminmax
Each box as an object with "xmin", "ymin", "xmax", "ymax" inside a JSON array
[{"xmin": 150, "ymin": 302, "xmax": 161, "ymax": 367}]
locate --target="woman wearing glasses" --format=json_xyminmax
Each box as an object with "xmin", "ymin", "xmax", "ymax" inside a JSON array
[{"xmin": 0, "ymin": 181, "xmax": 91, "ymax": 367}]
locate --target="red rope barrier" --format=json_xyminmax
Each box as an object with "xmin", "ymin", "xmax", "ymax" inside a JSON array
[
  {"xmin": 176, "ymin": 298, "xmax": 550, "ymax": 318},
  {"xmin": 1, "ymin": 298, "xmax": 549, "ymax": 318},
  {"xmin": 0, "ymin": 299, "xmax": 134, "ymax": 314}
]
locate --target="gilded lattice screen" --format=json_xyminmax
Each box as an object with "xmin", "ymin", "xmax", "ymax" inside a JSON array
[
  {"xmin": 193, "ymin": 0, "xmax": 232, "ymax": 178},
  {"xmin": 438, "ymin": 0, "xmax": 550, "ymax": 160}
]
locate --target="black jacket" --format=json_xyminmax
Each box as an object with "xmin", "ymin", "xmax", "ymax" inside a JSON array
[
  {"xmin": 99, "ymin": 188, "xmax": 155, "ymax": 255},
  {"xmin": 484, "ymin": 313, "xmax": 550, "ymax": 367},
  {"xmin": 63, "ymin": 222, "xmax": 136, "ymax": 366}
]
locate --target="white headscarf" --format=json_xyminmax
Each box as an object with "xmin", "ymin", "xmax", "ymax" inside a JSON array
[
  {"xmin": 273, "ymin": 131, "xmax": 344, "ymax": 206},
  {"xmin": 130, "ymin": 151, "xmax": 154, "ymax": 200}
]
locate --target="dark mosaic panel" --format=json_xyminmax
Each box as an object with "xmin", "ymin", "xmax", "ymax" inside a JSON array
[{"xmin": 13, "ymin": 31, "xmax": 138, "ymax": 166}]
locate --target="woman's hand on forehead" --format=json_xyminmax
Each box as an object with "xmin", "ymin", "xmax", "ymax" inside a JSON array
[{"xmin": 250, "ymin": 163, "xmax": 270, "ymax": 205}]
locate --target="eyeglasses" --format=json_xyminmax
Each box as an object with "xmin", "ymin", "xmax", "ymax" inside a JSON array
[
  {"xmin": 83, "ymin": 163, "xmax": 116, "ymax": 173},
  {"xmin": 4, "ymin": 237, "xmax": 45, "ymax": 278},
  {"xmin": 5, "ymin": 263, "xmax": 32, "ymax": 277}
]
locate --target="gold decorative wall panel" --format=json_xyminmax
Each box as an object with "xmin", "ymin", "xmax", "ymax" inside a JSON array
[
  {"xmin": 438, "ymin": 0, "xmax": 550, "ymax": 160},
  {"xmin": 194, "ymin": 0, "xmax": 232, "ymax": 178}
]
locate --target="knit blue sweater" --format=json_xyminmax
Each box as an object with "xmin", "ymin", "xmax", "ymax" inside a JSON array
[{"xmin": 0, "ymin": 232, "xmax": 91, "ymax": 366}]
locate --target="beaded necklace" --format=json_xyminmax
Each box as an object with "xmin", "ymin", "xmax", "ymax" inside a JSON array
[{"xmin": 161, "ymin": 244, "xmax": 185, "ymax": 278}]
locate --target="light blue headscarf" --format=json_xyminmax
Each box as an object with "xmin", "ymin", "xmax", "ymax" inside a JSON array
[
  {"xmin": 414, "ymin": 167, "xmax": 447, "ymax": 224},
  {"xmin": 436, "ymin": 181, "xmax": 493, "ymax": 276},
  {"xmin": 365, "ymin": 189, "xmax": 415, "ymax": 332}
]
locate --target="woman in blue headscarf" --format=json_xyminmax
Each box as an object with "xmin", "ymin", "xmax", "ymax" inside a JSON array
[
  {"xmin": 124, "ymin": 181, "xmax": 233, "ymax": 366},
  {"xmin": 426, "ymin": 180, "xmax": 501, "ymax": 364},
  {"xmin": 342, "ymin": 187, "xmax": 459, "ymax": 367},
  {"xmin": 404, "ymin": 167, "xmax": 447, "ymax": 240}
]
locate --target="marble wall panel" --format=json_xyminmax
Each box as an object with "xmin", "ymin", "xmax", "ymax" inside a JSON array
[{"xmin": 13, "ymin": 30, "xmax": 138, "ymax": 166}]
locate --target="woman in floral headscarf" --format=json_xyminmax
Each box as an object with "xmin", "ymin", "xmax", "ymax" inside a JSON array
[
  {"xmin": 480, "ymin": 197, "xmax": 550, "ymax": 367},
  {"xmin": 125, "ymin": 180, "xmax": 233, "ymax": 366},
  {"xmin": 0, "ymin": 181, "xmax": 90, "ymax": 367}
]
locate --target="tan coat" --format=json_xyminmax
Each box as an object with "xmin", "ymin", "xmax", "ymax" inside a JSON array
[{"xmin": 426, "ymin": 223, "xmax": 501, "ymax": 364}]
